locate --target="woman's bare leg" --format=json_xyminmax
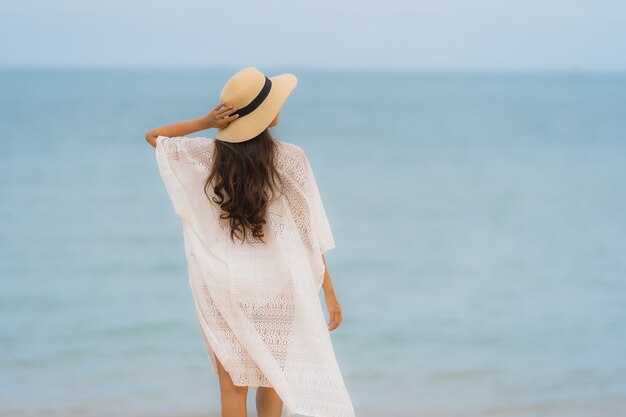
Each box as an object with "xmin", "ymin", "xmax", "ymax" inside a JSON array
[
  {"xmin": 256, "ymin": 386, "xmax": 283, "ymax": 417},
  {"xmin": 215, "ymin": 355, "xmax": 249, "ymax": 417}
]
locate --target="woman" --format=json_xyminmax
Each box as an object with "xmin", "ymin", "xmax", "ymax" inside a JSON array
[{"xmin": 145, "ymin": 67, "xmax": 355, "ymax": 417}]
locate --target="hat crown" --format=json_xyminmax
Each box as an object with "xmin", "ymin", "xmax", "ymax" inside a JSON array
[{"xmin": 219, "ymin": 67, "xmax": 267, "ymax": 109}]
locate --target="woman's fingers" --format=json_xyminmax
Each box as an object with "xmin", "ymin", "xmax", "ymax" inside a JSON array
[
  {"xmin": 212, "ymin": 103, "xmax": 239, "ymax": 127},
  {"xmin": 328, "ymin": 310, "xmax": 342, "ymax": 331},
  {"xmin": 220, "ymin": 112, "xmax": 239, "ymax": 126},
  {"xmin": 224, "ymin": 108, "xmax": 239, "ymax": 117},
  {"xmin": 217, "ymin": 103, "xmax": 238, "ymax": 115},
  {"xmin": 218, "ymin": 106, "xmax": 237, "ymax": 116}
]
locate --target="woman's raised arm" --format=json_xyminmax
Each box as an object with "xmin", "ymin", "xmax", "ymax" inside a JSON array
[{"xmin": 145, "ymin": 102, "xmax": 239, "ymax": 148}]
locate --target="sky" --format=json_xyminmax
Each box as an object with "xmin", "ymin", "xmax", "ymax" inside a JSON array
[{"xmin": 1, "ymin": 0, "xmax": 625, "ymax": 71}]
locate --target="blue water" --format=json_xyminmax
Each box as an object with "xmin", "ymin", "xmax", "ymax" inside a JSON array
[{"xmin": 2, "ymin": 68, "xmax": 626, "ymax": 417}]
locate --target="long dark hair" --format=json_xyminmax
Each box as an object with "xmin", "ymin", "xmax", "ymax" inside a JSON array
[{"xmin": 204, "ymin": 128, "xmax": 285, "ymax": 245}]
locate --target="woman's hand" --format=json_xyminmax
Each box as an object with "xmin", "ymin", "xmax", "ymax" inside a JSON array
[
  {"xmin": 203, "ymin": 102, "xmax": 240, "ymax": 129},
  {"xmin": 324, "ymin": 290, "xmax": 343, "ymax": 332}
]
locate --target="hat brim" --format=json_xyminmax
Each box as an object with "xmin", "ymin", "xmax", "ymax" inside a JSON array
[{"xmin": 214, "ymin": 73, "xmax": 298, "ymax": 143}]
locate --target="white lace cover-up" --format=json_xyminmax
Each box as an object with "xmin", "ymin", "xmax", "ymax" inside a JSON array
[{"xmin": 154, "ymin": 136, "xmax": 355, "ymax": 417}]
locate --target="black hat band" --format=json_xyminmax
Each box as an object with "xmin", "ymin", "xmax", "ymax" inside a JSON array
[{"xmin": 230, "ymin": 76, "xmax": 272, "ymax": 119}]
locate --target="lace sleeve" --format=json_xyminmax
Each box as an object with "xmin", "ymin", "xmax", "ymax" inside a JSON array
[
  {"xmin": 155, "ymin": 135, "xmax": 215, "ymax": 223},
  {"xmin": 300, "ymin": 151, "xmax": 336, "ymax": 255},
  {"xmin": 155, "ymin": 135, "xmax": 191, "ymax": 221}
]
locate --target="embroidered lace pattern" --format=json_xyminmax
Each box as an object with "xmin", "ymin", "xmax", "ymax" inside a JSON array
[{"xmin": 155, "ymin": 136, "xmax": 353, "ymax": 417}]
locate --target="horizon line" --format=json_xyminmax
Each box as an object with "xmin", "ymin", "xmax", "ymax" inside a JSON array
[{"xmin": 1, "ymin": 64, "xmax": 625, "ymax": 75}]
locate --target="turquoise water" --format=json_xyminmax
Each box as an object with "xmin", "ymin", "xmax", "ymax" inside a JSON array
[{"xmin": 2, "ymin": 68, "xmax": 626, "ymax": 417}]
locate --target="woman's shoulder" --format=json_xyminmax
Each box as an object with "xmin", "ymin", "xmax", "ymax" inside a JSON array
[
  {"xmin": 273, "ymin": 139, "xmax": 311, "ymax": 187},
  {"xmin": 156, "ymin": 135, "xmax": 215, "ymax": 168},
  {"xmin": 274, "ymin": 139, "xmax": 307, "ymax": 161}
]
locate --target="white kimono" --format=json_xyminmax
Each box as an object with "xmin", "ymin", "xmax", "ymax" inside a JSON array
[{"xmin": 154, "ymin": 135, "xmax": 355, "ymax": 417}]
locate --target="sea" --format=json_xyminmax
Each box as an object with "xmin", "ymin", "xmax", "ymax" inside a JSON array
[{"xmin": 1, "ymin": 67, "xmax": 625, "ymax": 417}]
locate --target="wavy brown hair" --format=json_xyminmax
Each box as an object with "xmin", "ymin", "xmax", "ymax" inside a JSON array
[{"xmin": 204, "ymin": 128, "xmax": 285, "ymax": 245}]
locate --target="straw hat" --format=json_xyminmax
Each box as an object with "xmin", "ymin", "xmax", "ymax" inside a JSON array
[{"xmin": 215, "ymin": 67, "xmax": 298, "ymax": 143}]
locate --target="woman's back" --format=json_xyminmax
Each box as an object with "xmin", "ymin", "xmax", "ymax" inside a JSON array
[
  {"xmin": 154, "ymin": 134, "xmax": 353, "ymax": 417},
  {"xmin": 156, "ymin": 135, "xmax": 334, "ymax": 256}
]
